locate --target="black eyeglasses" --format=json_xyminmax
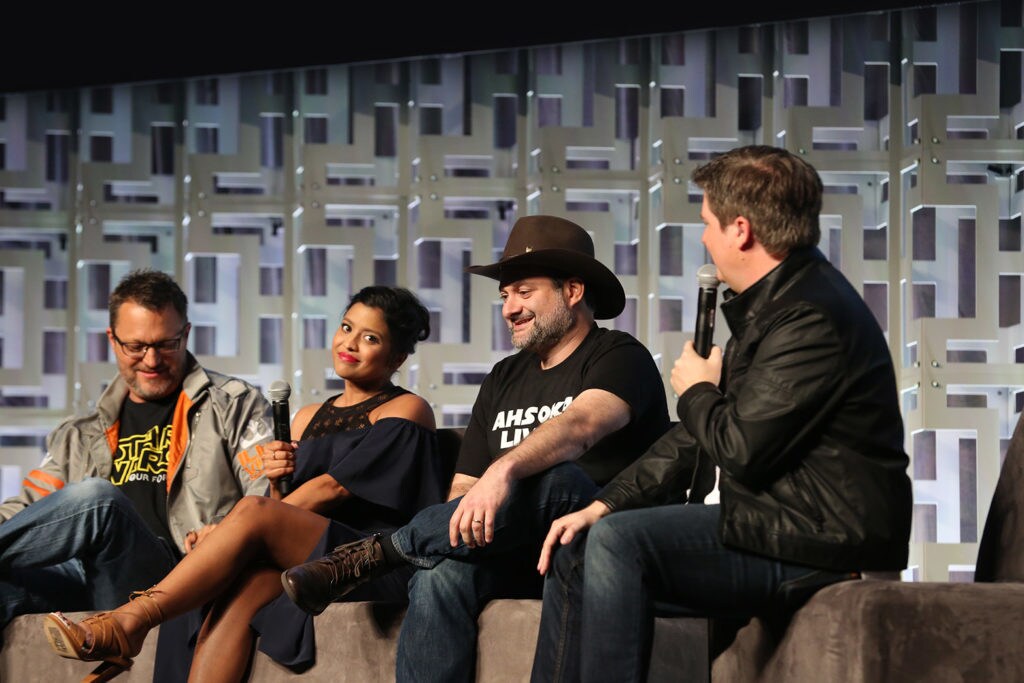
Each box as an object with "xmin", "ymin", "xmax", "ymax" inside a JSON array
[{"xmin": 111, "ymin": 323, "xmax": 190, "ymax": 359}]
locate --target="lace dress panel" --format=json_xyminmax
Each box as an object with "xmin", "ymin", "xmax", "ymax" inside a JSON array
[{"xmin": 300, "ymin": 384, "xmax": 409, "ymax": 440}]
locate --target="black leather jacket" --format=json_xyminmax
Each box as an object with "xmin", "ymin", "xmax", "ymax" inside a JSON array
[{"xmin": 598, "ymin": 247, "xmax": 912, "ymax": 572}]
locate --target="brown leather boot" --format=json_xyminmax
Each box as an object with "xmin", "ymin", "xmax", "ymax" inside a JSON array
[{"xmin": 280, "ymin": 533, "xmax": 395, "ymax": 615}]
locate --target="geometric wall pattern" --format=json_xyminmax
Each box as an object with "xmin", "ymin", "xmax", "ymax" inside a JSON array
[{"xmin": 1, "ymin": 0, "xmax": 1022, "ymax": 581}]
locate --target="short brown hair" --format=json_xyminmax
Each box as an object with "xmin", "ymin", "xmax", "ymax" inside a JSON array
[
  {"xmin": 108, "ymin": 269, "xmax": 188, "ymax": 328},
  {"xmin": 692, "ymin": 145, "xmax": 822, "ymax": 257}
]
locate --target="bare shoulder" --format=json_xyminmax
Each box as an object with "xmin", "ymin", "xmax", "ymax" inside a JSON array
[
  {"xmin": 374, "ymin": 392, "xmax": 436, "ymax": 430},
  {"xmin": 291, "ymin": 402, "xmax": 322, "ymax": 440}
]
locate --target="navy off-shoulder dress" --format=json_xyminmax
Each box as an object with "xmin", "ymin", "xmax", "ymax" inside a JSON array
[{"xmin": 154, "ymin": 386, "xmax": 447, "ymax": 678}]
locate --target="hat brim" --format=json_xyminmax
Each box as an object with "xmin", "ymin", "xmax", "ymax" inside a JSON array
[{"xmin": 465, "ymin": 249, "xmax": 625, "ymax": 319}]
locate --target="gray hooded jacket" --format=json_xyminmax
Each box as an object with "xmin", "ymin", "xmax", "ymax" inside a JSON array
[{"xmin": 0, "ymin": 355, "xmax": 273, "ymax": 555}]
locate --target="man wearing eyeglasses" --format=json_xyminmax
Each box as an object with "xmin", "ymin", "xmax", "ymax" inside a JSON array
[{"xmin": 0, "ymin": 268, "xmax": 274, "ymax": 628}]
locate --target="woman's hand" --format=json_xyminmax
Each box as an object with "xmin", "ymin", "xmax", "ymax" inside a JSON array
[
  {"xmin": 263, "ymin": 439, "xmax": 297, "ymax": 499},
  {"xmin": 537, "ymin": 500, "xmax": 611, "ymax": 575}
]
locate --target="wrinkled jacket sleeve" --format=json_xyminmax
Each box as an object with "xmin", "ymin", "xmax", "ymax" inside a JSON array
[
  {"xmin": 223, "ymin": 385, "xmax": 274, "ymax": 502},
  {"xmin": 677, "ymin": 306, "xmax": 844, "ymax": 489},
  {"xmin": 595, "ymin": 423, "xmax": 704, "ymax": 512},
  {"xmin": 0, "ymin": 419, "xmax": 77, "ymax": 522}
]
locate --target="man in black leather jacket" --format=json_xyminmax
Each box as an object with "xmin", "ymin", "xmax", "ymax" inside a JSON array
[{"xmin": 529, "ymin": 145, "xmax": 913, "ymax": 683}]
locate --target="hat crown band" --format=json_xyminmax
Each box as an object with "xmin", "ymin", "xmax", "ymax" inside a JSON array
[
  {"xmin": 464, "ymin": 214, "xmax": 624, "ymax": 319},
  {"xmin": 499, "ymin": 217, "xmax": 594, "ymax": 262}
]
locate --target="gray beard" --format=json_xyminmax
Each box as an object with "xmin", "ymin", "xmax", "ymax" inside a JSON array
[{"xmin": 510, "ymin": 300, "xmax": 574, "ymax": 353}]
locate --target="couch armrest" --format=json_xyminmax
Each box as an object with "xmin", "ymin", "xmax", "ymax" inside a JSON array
[{"xmin": 713, "ymin": 580, "xmax": 1024, "ymax": 682}]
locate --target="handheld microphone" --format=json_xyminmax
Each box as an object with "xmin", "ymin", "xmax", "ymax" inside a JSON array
[
  {"xmin": 267, "ymin": 380, "xmax": 294, "ymax": 496},
  {"xmin": 694, "ymin": 264, "xmax": 721, "ymax": 359}
]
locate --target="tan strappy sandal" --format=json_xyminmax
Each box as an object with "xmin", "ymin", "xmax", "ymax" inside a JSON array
[{"xmin": 42, "ymin": 589, "xmax": 164, "ymax": 683}]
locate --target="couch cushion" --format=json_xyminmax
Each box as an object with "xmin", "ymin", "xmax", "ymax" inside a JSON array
[
  {"xmin": 249, "ymin": 601, "xmax": 404, "ymax": 681},
  {"xmin": 712, "ymin": 579, "xmax": 1024, "ymax": 682},
  {"xmin": 7, "ymin": 600, "xmax": 712, "ymax": 681},
  {"xmin": 3, "ymin": 611, "xmax": 162, "ymax": 681}
]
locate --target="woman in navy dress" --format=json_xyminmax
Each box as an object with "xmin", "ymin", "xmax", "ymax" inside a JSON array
[{"xmin": 43, "ymin": 286, "xmax": 448, "ymax": 682}]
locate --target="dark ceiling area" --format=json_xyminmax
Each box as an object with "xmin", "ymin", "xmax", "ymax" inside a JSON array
[{"xmin": 1, "ymin": 1, "xmax": 949, "ymax": 94}]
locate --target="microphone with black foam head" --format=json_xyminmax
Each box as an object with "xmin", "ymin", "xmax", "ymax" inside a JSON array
[
  {"xmin": 694, "ymin": 264, "xmax": 721, "ymax": 359},
  {"xmin": 268, "ymin": 380, "xmax": 294, "ymax": 496}
]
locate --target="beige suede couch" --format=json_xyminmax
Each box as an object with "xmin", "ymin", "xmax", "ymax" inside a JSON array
[
  {"xmin": 8, "ymin": 414, "xmax": 1024, "ymax": 682},
  {"xmin": 0, "ymin": 429, "xmax": 710, "ymax": 682},
  {"xmin": 1, "ymin": 601, "xmax": 711, "ymax": 681}
]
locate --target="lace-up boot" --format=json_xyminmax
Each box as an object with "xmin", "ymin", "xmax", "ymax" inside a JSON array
[{"xmin": 281, "ymin": 533, "xmax": 394, "ymax": 615}]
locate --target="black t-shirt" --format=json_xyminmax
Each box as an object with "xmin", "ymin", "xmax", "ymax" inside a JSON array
[
  {"xmin": 456, "ymin": 325, "xmax": 671, "ymax": 486},
  {"xmin": 112, "ymin": 393, "xmax": 178, "ymax": 544}
]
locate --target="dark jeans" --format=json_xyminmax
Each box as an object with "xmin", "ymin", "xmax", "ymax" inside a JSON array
[
  {"xmin": 390, "ymin": 462, "xmax": 599, "ymax": 683},
  {"xmin": 0, "ymin": 478, "xmax": 178, "ymax": 629},
  {"xmin": 531, "ymin": 504, "xmax": 844, "ymax": 683}
]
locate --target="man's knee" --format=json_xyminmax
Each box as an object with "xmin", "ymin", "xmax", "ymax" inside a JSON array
[
  {"xmin": 408, "ymin": 561, "xmax": 477, "ymax": 605},
  {"xmin": 538, "ymin": 462, "xmax": 592, "ymax": 491},
  {"xmin": 61, "ymin": 478, "xmax": 125, "ymax": 506},
  {"xmin": 586, "ymin": 516, "xmax": 633, "ymax": 562},
  {"xmin": 548, "ymin": 532, "xmax": 587, "ymax": 584},
  {"xmin": 520, "ymin": 463, "xmax": 597, "ymax": 512}
]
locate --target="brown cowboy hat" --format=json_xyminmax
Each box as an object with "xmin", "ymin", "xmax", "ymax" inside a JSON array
[{"xmin": 464, "ymin": 215, "xmax": 625, "ymax": 319}]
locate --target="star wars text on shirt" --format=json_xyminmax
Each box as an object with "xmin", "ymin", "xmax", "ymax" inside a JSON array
[{"xmin": 112, "ymin": 424, "xmax": 170, "ymax": 486}]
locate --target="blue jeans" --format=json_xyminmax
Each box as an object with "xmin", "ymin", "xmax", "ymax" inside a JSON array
[
  {"xmin": 531, "ymin": 504, "xmax": 840, "ymax": 683},
  {"xmin": 391, "ymin": 462, "xmax": 598, "ymax": 683},
  {"xmin": 0, "ymin": 478, "xmax": 178, "ymax": 628}
]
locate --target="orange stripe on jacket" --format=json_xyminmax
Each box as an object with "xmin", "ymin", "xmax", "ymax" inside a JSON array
[
  {"xmin": 23, "ymin": 468, "xmax": 66, "ymax": 496},
  {"xmin": 105, "ymin": 421, "xmax": 119, "ymax": 455},
  {"xmin": 23, "ymin": 422, "xmax": 120, "ymax": 499},
  {"xmin": 165, "ymin": 392, "xmax": 192, "ymax": 492}
]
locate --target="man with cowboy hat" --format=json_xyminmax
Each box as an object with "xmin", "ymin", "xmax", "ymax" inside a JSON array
[{"xmin": 281, "ymin": 214, "xmax": 671, "ymax": 681}]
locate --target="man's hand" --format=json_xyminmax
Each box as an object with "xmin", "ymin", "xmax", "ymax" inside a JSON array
[
  {"xmin": 537, "ymin": 501, "xmax": 610, "ymax": 575},
  {"xmin": 184, "ymin": 523, "xmax": 217, "ymax": 553},
  {"xmin": 448, "ymin": 465, "xmax": 512, "ymax": 548},
  {"xmin": 444, "ymin": 389, "xmax": 630, "ymax": 550},
  {"xmin": 670, "ymin": 340, "xmax": 723, "ymax": 396}
]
